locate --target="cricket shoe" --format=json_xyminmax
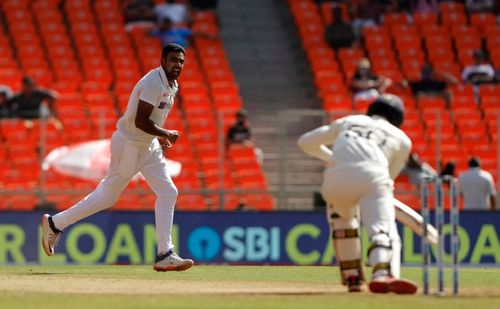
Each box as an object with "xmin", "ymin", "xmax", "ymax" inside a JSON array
[
  {"xmin": 153, "ymin": 251, "xmax": 194, "ymax": 272},
  {"xmin": 346, "ymin": 275, "xmax": 364, "ymax": 292},
  {"xmin": 368, "ymin": 276, "xmax": 418, "ymax": 294},
  {"xmin": 41, "ymin": 214, "xmax": 63, "ymax": 256}
]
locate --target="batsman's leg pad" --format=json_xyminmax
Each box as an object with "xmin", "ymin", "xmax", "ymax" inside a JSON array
[
  {"xmin": 367, "ymin": 231, "xmax": 393, "ymax": 278},
  {"xmin": 327, "ymin": 207, "xmax": 365, "ymax": 284},
  {"xmin": 388, "ymin": 222, "xmax": 401, "ymax": 279}
]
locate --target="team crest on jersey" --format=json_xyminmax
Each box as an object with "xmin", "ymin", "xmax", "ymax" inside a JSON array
[{"xmin": 158, "ymin": 101, "xmax": 172, "ymax": 109}]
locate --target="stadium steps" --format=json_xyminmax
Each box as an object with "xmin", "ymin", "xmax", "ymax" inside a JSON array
[
  {"xmin": 244, "ymin": 110, "xmax": 324, "ymax": 209},
  {"xmin": 218, "ymin": 0, "xmax": 320, "ymax": 109},
  {"xmin": 218, "ymin": 0, "xmax": 324, "ymax": 209}
]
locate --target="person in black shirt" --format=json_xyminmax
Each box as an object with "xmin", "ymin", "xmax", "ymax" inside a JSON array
[
  {"xmin": 8, "ymin": 76, "xmax": 57, "ymax": 119},
  {"xmin": 325, "ymin": 6, "xmax": 356, "ymax": 50},
  {"xmin": 226, "ymin": 110, "xmax": 252, "ymax": 147},
  {"xmin": 226, "ymin": 110, "xmax": 263, "ymax": 164},
  {"xmin": 408, "ymin": 63, "xmax": 458, "ymax": 104},
  {"xmin": 0, "ymin": 85, "xmax": 13, "ymax": 118}
]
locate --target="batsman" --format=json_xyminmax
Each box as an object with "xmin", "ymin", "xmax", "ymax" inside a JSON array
[{"xmin": 298, "ymin": 94, "xmax": 418, "ymax": 294}]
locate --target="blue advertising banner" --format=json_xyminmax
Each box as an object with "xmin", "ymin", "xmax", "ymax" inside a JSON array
[{"xmin": 0, "ymin": 211, "xmax": 498, "ymax": 265}]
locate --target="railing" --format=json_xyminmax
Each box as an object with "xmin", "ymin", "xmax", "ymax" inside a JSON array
[{"xmin": 1, "ymin": 108, "xmax": 498, "ymax": 211}]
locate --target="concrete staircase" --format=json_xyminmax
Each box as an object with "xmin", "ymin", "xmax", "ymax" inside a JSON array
[{"xmin": 218, "ymin": 0, "xmax": 326, "ymax": 209}]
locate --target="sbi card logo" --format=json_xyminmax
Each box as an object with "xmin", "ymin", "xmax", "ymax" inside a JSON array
[
  {"xmin": 187, "ymin": 227, "xmax": 221, "ymax": 260},
  {"xmin": 187, "ymin": 226, "xmax": 281, "ymax": 262}
]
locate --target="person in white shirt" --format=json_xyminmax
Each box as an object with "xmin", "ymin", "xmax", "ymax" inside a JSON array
[
  {"xmin": 154, "ymin": 0, "xmax": 190, "ymax": 25},
  {"xmin": 41, "ymin": 44, "xmax": 194, "ymax": 272},
  {"xmin": 459, "ymin": 157, "xmax": 496, "ymax": 211},
  {"xmin": 461, "ymin": 50, "xmax": 495, "ymax": 85},
  {"xmin": 350, "ymin": 58, "xmax": 392, "ymax": 103},
  {"xmin": 298, "ymin": 94, "xmax": 417, "ymax": 294}
]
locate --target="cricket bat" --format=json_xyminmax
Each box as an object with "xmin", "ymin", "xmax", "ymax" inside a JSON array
[{"xmin": 394, "ymin": 198, "xmax": 438, "ymax": 245}]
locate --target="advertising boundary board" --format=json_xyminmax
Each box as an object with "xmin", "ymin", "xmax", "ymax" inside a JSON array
[{"xmin": 0, "ymin": 211, "xmax": 498, "ymax": 265}]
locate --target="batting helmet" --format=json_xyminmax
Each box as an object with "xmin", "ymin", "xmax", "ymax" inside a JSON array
[{"xmin": 366, "ymin": 94, "xmax": 404, "ymax": 127}]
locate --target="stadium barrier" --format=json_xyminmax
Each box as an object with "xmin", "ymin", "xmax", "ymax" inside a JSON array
[{"xmin": 0, "ymin": 211, "xmax": 498, "ymax": 265}]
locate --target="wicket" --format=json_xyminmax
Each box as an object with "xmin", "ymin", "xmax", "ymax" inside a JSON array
[{"xmin": 420, "ymin": 177, "xmax": 460, "ymax": 296}]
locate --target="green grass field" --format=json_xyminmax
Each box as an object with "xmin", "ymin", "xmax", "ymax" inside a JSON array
[{"xmin": 0, "ymin": 265, "xmax": 499, "ymax": 309}]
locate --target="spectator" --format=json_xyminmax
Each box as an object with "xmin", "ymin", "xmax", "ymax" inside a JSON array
[
  {"xmin": 350, "ymin": 58, "xmax": 392, "ymax": 102},
  {"xmin": 440, "ymin": 161, "xmax": 456, "ymax": 185},
  {"xmin": 465, "ymin": 0, "xmax": 495, "ymax": 13},
  {"xmin": 351, "ymin": 0, "xmax": 384, "ymax": 35},
  {"xmin": 383, "ymin": 0, "xmax": 412, "ymax": 17},
  {"xmin": 226, "ymin": 110, "xmax": 263, "ymax": 165},
  {"xmin": 409, "ymin": 63, "xmax": 458, "ymax": 99},
  {"xmin": 459, "ymin": 157, "xmax": 496, "ymax": 211},
  {"xmin": 325, "ymin": 6, "xmax": 356, "ymax": 50},
  {"xmin": 402, "ymin": 153, "xmax": 438, "ymax": 191},
  {"xmin": 461, "ymin": 50, "xmax": 495, "ymax": 85},
  {"xmin": 123, "ymin": 0, "xmax": 157, "ymax": 32},
  {"xmin": 7, "ymin": 76, "xmax": 62, "ymax": 129},
  {"xmin": 150, "ymin": 17, "xmax": 193, "ymax": 47},
  {"xmin": 190, "ymin": 0, "xmax": 218, "ymax": 11},
  {"xmin": 0, "ymin": 85, "xmax": 13, "ymax": 118},
  {"xmin": 8, "ymin": 77, "xmax": 57, "ymax": 119},
  {"xmin": 149, "ymin": 17, "xmax": 217, "ymax": 48},
  {"xmin": 411, "ymin": 0, "xmax": 438, "ymax": 14},
  {"xmin": 155, "ymin": 0, "xmax": 191, "ymax": 26}
]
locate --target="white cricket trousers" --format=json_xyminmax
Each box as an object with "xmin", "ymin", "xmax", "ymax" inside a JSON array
[
  {"xmin": 321, "ymin": 161, "xmax": 401, "ymax": 278},
  {"xmin": 52, "ymin": 132, "xmax": 178, "ymax": 254}
]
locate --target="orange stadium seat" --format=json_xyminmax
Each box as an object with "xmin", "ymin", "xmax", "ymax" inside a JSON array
[
  {"xmin": 2, "ymin": 0, "xmax": 30, "ymax": 10},
  {"xmin": 66, "ymin": 10, "xmax": 94, "ymax": 23},
  {"xmin": 362, "ymin": 25, "xmax": 389, "ymax": 37},
  {"xmin": 320, "ymin": 2, "xmax": 349, "ymax": 25},
  {"xmin": 70, "ymin": 22, "xmax": 99, "ymax": 37},
  {"xmin": 39, "ymin": 23, "xmax": 66, "ymax": 37},
  {"xmin": 394, "ymin": 34, "xmax": 421, "ymax": 51},
  {"xmin": 383, "ymin": 12, "xmax": 410, "ymax": 27},
  {"xmin": 364, "ymin": 35, "xmax": 393, "ymax": 50},
  {"xmin": 399, "ymin": 48, "xmax": 425, "ymax": 64},
  {"xmin": 420, "ymin": 25, "xmax": 448, "ymax": 37},
  {"xmin": 454, "ymin": 36, "xmax": 482, "ymax": 53},
  {"xmin": 470, "ymin": 13, "xmax": 496, "ymax": 32},
  {"xmin": 457, "ymin": 49, "xmax": 477, "ymax": 67},
  {"xmin": 307, "ymin": 46, "xmax": 336, "ymax": 61},
  {"xmin": 479, "ymin": 84, "xmax": 500, "ymax": 97},
  {"xmin": 0, "ymin": 57, "xmax": 19, "ymax": 71},
  {"xmin": 243, "ymin": 194, "xmax": 274, "ymax": 211},
  {"xmin": 425, "ymin": 35, "xmax": 453, "ymax": 50},
  {"xmin": 0, "ymin": 68, "xmax": 22, "ymax": 89},
  {"xmin": 413, "ymin": 12, "xmax": 437, "ymax": 28},
  {"xmin": 323, "ymin": 94, "xmax": 352, "ymax": 111},
  {"xmin": 441, "ymin": 12, "xmax": 468, "ymax": 27},
  {"xmin": 176, "ymin": 194, "xmax": 209, "ymax": 211},
  {"xmin": 47, "ymin": 45, "xmax": 75, "ymax": 59},
  {"xmin": 34, "ymin": 10, "xmax": 63, "ymax": 24},
  {"xmin": 418, "ymin": 96, "xmax": 447, "ymax": 110},
  {"xmin": 451, "ymin": 25, "xmax": 478, "ymax": 38},
  {"xmin": 438, "ymin": 2, "xmax": 465, "ymax": 14}
]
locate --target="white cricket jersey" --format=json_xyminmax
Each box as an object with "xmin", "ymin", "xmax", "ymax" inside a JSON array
[
  {"xmin": 298, "ymin": 115, "xmax": 412, "ymax": 180},
  {"xmin": 461, "ymin": 64, "xmax": 495, "ymax": 81},
  {"xmin": 458, "ymin": 168, "xmax": 496, "ymax": 210},
  {"xmin": 116, "ymin": 66, "xmax": 178, "ymax": 145}
]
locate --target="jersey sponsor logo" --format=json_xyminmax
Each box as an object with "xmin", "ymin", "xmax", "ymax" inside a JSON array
[{"xmin": 158, "ymin": 101, "xmax": 172, "ymax": 109}]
